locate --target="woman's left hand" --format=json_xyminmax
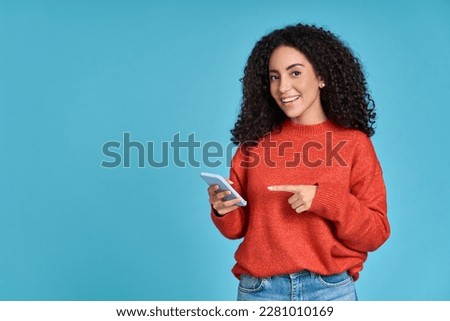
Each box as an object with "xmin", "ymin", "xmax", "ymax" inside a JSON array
[{"xmin": 268, "ymin": 184, "xmax": 318, "ymax": 213}]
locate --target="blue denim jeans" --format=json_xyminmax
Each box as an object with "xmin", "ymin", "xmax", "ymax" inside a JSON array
[{"xmin": 237, "ymin": 270, "xmax": 357, "ymax": 301}]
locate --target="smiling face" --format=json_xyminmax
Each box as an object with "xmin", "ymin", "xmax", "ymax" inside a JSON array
[{"xmin": 269, "ymin": 45, "xmax": 326, "ymax": 125}]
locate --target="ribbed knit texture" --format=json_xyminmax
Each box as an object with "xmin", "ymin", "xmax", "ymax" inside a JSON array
[{"xmin": 211, "ymin": 120, "xmax": 390, "ymax": 281}]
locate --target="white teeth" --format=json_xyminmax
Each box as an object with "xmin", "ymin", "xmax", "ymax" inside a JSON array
[{"xmin": 281, "ymin": 96, "xmax": 300, "ymax": 103}]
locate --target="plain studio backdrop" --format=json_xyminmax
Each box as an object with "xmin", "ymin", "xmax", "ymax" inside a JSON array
[{"xmin": 0, "ymin": 0, "xmax": 449, "ymax": 300}]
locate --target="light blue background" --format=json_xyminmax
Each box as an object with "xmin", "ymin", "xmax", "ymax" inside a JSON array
[{"xmin": 1, "ymin": 0, "xmax": 449, "ymax": 300}]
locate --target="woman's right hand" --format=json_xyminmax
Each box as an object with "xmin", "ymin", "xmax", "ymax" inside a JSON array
[{"xmin": 208, "ymin": 181, "xmax": 242, "ymax": 216}]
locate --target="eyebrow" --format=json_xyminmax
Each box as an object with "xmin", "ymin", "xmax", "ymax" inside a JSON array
[{"xmin": 269, "ymin": 63, "xmax": 305, "ymax": 73}]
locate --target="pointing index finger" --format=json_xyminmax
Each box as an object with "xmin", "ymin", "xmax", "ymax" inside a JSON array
[{"xmin": 267, "ymin": 185, "xmax": 299, "ymax": 193}]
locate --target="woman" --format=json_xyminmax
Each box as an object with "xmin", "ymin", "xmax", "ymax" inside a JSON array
[{"xmin": 207, "ymin": 23, "xmax": 390, "ymax": 301}]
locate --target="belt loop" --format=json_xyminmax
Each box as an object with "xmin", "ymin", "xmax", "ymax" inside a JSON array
[{"xmin": 289, "ymin": 273, "xmax": 299, "ymax": 301}]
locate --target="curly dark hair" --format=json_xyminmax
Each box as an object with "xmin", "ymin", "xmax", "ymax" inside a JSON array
[{"xmin": 231, "ymin": 23, "xmax": 376, "ymax": 145}]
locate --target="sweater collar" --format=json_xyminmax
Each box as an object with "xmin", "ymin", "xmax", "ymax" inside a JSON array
[{"xmin": 281, "ymin": 119, "xmax": 339, "ymax": 135}]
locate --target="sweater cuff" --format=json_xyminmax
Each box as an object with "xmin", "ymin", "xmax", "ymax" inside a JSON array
[
  {"xmin": 310, "ymin": 182, "xmax": 344, "ymax": 221},
  {"xmin": 210, "ymin": 206, "xmax": 245, "ymax": 239}
]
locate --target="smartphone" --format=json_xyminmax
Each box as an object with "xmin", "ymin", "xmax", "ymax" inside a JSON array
[{"xmin": 200, "ymin": 172, "xmax": 247, "ymax": 206}]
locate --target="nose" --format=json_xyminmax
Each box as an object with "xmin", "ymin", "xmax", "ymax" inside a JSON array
[{"xmin": 278, "ymin": 76, "xmax": 292, "ymax": 93}]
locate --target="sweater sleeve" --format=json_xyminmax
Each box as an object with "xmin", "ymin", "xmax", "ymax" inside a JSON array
[
  {"xmin": 210, "ymin": 147, "xmax": 249, "ymax": 240},
  {"xmin": 309, "ymin": 135, "xmax": 390, "ymax": 252}
]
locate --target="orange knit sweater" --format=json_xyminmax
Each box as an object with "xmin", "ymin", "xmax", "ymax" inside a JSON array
[{"xmin": 211, "ymin": 120, "xmax": 390, "ymax": 281}]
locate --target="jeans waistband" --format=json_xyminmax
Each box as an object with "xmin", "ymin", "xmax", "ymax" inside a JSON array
[{"xmin": 277, "ymin": 270, "xmax": 347, "ymax": 279}]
